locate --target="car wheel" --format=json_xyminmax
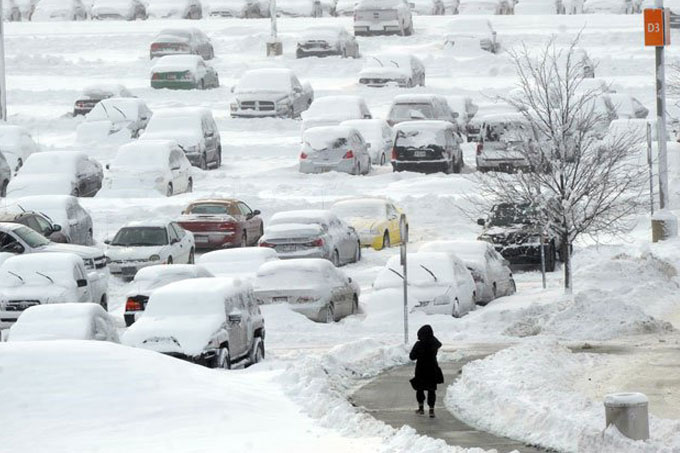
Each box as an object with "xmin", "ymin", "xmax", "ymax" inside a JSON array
[
  {"xmin": 509, "ymin": 278, "xmax": 516, "ymax": 295},
  {"xmin": 240, "ymin": 232, "xmax": 247, "ymax": 248},
  {"xmin": 167, "ymin": 256, "xmax": 173, "ymax": 265},
  {"xmin": 354, "ymin": 242, "xmax": 361, "ymax": 262},
  {"xmin": 250, "ymin": 337, "xmax": 265, "ymax": 365},
  {"xmin": 0, "ymin": 180, "xmax": 7, "ymax": 197},
  {"xmin": 100, "ymin": 295, "xmax": 108, "ymax": 311},
  {"xmin": 216, "ymin": 147, "xmax": 222, "ymax": 168},
  {"xmin": 199, "ymin": 154, "xmax": 208, "ymax": 170},
  {"xmin": 166, "ymin": 183, "xmax": 173, "ymax": 197},
  {"xmin": 351, "ymin": 295, "xmax": 359, "ymax": 314},
  {"xmin": 73, "ymin": 188, "xmax": 80, "ymax": 197},
  {"xmin": 188, "ymin": 248, "xmax": 195, "ymax": 264},
  {"xmin": 331, "ymin": 249, "xmax": 340, "ymax": 267},
  {"xmin": 452, "ymin": 298, "xmax": 461, "ymax": 318},
  {"xmin": 355, "ymin": 163, "xmax": 361, "ymax": 175},
  {"xmin": 380, "ymin": 153, "xmax": 386, "ymax": 166},
  {"xmin": 492, "ymin": 282, "xmax": 497, "ymax": 299},
  {"xmin": 342, "ymin": 48, "xmax": 347, "ymax": 58},
  {"xmin": 215, "ymin": 346, "xmax": 231, "ymax": 369},
  {"xmin": 288, "ymin": 106, "xmax": 295, "ymax": 119},
  {"xmin": 324, "ymin": 303, "xmax": 335, "ymax": 323},
  {"xmin": 382, "ymin": 232, "xmax": 390, "ymax": 250},
  {"xmin": 200, "ymin": 79, "xmax": 205, "ymax": 90},
  {"xmin": 187, "ymin": 178, "xmax": 193, "ymax": 193}
]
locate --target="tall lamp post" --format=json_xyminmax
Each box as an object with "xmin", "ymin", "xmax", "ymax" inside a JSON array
[
  {"xmin": 0, "ymin": 0, "xmax": 6, "ymax": 121},
  {"xmin": 266, "ymin": 0, "xmax": 282, "ymax": 56}
]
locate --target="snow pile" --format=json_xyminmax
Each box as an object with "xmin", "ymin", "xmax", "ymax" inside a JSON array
[{"xmin": 446, "ymin": 341, "xmax": 680, "ymax": 452}]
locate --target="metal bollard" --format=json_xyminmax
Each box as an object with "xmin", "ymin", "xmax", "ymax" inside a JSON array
[{"xmin": 604, "ymin": 393, "xmax": 650, "ymax": 441}]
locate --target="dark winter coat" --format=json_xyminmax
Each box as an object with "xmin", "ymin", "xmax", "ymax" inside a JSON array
[{"xmin": 409, "ymin": 325, "xmax": 444, "ymax": 391}]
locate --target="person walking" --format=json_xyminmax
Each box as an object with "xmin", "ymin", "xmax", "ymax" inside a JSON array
[{"xmin": 409, "ymin": 324, "xmax": 444, "ymax": 418}]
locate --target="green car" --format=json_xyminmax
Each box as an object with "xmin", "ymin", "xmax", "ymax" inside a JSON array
[{"xmin": 151, "ymin": 55, "xmax": 219, "ymax": 90}]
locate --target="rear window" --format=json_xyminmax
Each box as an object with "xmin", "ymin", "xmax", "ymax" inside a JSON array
[
  {"xmin": 390, "ymin": 103, "xmax": 434, "ymax": 121},
  {"xmin": 189, "ymin": 204, "xmax": 234, "ymax": 215},
  {"xmin": 395, "ymin": 129, "xmax": 445, "ymax": 147}
]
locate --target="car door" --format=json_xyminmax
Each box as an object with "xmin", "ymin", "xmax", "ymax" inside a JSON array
[
  {"xmin": 170, "ymin": 222, "xmax": 191, "ymax": 262},
  {"xmin": 386, "ymin": 203, "xmax": 401, "ymax": 244},
  {"xmin": 165, "ymin": 223, "xmax": 183, "ymax": 262},
  {"xmin": 237, "ymin": 202, "xmax": 257, "ymax": 243},
  {"xmin": 336, "ymin": 218, "xmax": 355, "ymax": 263},
  {"xmin": 453, "ymin": 260, "xmax": 475, "ymax": 313},
  {"xmin": 226, "ymin": 294, "xmax": 249, "ymax": 358},
  {"xmin": 327, "ymin": 267, "xmax": 350, "ymax": 317},
  {"xmin": 74, "ymin": 263, "xmax": 91, "ymax": 302},
  {"xmin": 169, "ymin": 149, "xmax": 188, "ymax": 192},
  {"xmin": 352, "ymin": 132, "xmax": 370, "ymax": 172},
  {"xmin": 75, "ymin": 157, "xmax": 92, "ymax": 196},
  {"xmin": 290, "ymin": 76, "xmax": 305, "ymax": 115},
  {"xmin": 202, "ymin": 115, "xmax": 218, "ymax": 163}
]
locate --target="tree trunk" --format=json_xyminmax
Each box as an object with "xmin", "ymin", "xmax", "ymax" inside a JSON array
[{"xmin": 562, "ymin": 232, "xmax": 572, "ymax": 294}]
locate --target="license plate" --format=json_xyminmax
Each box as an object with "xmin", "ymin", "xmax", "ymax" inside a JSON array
[
  {"xmin": 122, "ymin": 267, "xmax": 137, "ymax": 275},
  {"xmin": 167, "ymin": 74, "xmax": 177, "ymax": 80},
  {"xmin": 195, "ymin": 236, "xmax": 208, "ymax": 243},
  {"xmin": 273, "ymin": 296, "xmax": 288, "ymax": 303},
  {"xmin": 413, "ymin": 150, "xmax": 427, "ymax": 157},
  {"xmin": 277, "ymin": 245, "xmax": 297, "ymax": 252}
]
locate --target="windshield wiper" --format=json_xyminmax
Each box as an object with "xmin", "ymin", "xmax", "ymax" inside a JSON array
[
  {"xmin": 371, "ymin": 56, "xmax": 383, "ymax": 67},
  {"xmin": 35, "ymin": 272, "xmax": 54, "ymax": 284},
  {"xmin": 7, "ymin": 271, "xmax": 23, "ymax": 283},
  {"xmin": 112, "ymin": 105, "xmax": 127, "ymax": 120},
  {"xmin": 388, "ymin": 268, "xmax": 404, "ymax": 280},
  {"xmin": 389, "ymin": 60, "xmax": 400, "ymax": 68},
  {"xmin": 419, "ymin": 265, "xmax": 438, "ymax": 282}
]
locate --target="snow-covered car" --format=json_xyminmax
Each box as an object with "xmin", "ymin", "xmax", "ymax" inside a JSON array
[
  {"xmin": 149, "ymin": 28, "xmax": 214, "ymax": 60},
  {"xmin": 446, "ymin": 96, "xmax": 479, "ymax": 134},
  {"xmin": 334, "ymin": 0, "xmax": 357, "ymax": 14},
  {"xmin": 419, "ymin": 240, "xmax": 515, "ymax": 304},
  {"xmin": 301, "ymin": 95, "xmax": 372, "ymax": 132},
  {"xmin": 11, "ymin": 195, "xmax": 94, "ymax": 246},
  {"xmin": 331, "ymin": 197, "xmax": 406, "ymax": 250},
  {"xmin": 392, "ymin": 120, "xmax": 464, "ymax": 173},
  {"xmin": 605, "ymin": 94, "xmax": 649, "ymax": 119},
  {"xmin": 4, "ymin": 0, "xmax": 38, "ymax": 20},
  {"xmin": 444, "ymin": 18, "xmax": 500, "ymax": 53},
  {"xmin": 206, "ymin": 0, "xmax": 266, "ymax": 16},
  {"xmin": 0, "ymin": 222, "xmax": 108, "ymax": 295},
  {"xmin": 0, "ymin": 211, "xmax": 69, "ymax": 243},
  {"xmin": 277, "ymin": 0, "xmax": 323, "ymax": 16},
  {"xmin": 339, "ymin": 119, "xmax": 393, "ymax": 165},
  {"xmin": 0, "ymin": 253, "xmax": 107, "ymax": 328},
  {"xmin": 582, "ymin": 0, "xmax": 634, "ymax": 13},
  {"xmin": 514, "ymin": 0, "xmax": 561, "ymax": 13},
  {"xmin": 197, "ymin": 247, "xmax": 279, "ymax": 277},
  {"xmin": 7, "ymin": 151, "xmax": 103, "ymax": 198},
  {"xmin": 299, "ymin": 126, "xmax": 372, "ymax": 176},
  {"xmin": 123, "ymin": 264, "xmax": 213, "ymax": 326},
  {"xmin": 31, "ymin": 0, "xmax": 89, "ymax": 20},
  {"xmin": 76, "ymin": 98, "xmax": 152, "ymax": 143},
  {"xmin": 91, "ymin": 0, "xmax": 148, "ymax": 19},
  {"xmin": 0, "ymin": 153, "xmax": 12, "ymax": 197},
  {"xmin": 146, "ymin": 0, "xmax": 204, "ymax": 18},
  {"xmin": 254, "ymin": 258, "xmax": 359, "ymax": 323},
  {"xmin": 409, "ymin": 0, "xmax": 445, "ymax": 14},
  {"xmin": 230, "ymin": 68, "xmax": 314, "ymax": 118},
  {"xmin": 150, "ymin": 55, "xmax": 219, "ymax": 90},
  {"xmin": 259, "ymin": 210, "xmax": 361, "ymax": 266},
  {"xmin": 296, "ymin": 26, "xmax": 359, "ymax": 59},
  {"xmin": 178, "ymin": 198, "xmax": 263, "ymax": 249},
  {"xmin": 465, "ymin": 102, "xmax": 518, "ymax": 142},
  {"xmin": 475, "ymin": 112, "xmax": 536, "ymax": 173},
  {"xmin": 103, "ymin": 140, "xmax": 193, "ymax": 197},
  {"xmin": 105, "ymin": 220, "xmax": 195, "ymax": 280},
  {"xmin": 0, "ymin": 125, "xmax": 38, "ymax": 173},
  {"xmin": 139, "ymin": 108, "xmax": 221, "ymax": 170},
  {"xmin": 123, "ymin": 278, "xmax": 266, "ymax": 369},
  {"xmin": 358, "ymin": 54, "xmax": 425, "ymax": 88},
  {"xmin": 458, "ymin": 0, "xmax": 513, "ymax": 13},
  {"xmin": 373, "ymin": 252, "xmax": 476, "ymax": 317},
  {"xmin": 73, "ymin": 83, "xmax": 133, "ymax": 116},
  {"xmin": 354, "ymin": 0, "xmax": 414, "ymax": 36},
  {"xmin": 6, "ymin": 303, "xmax": 119, "ymax": 342},
  {"xmin": 387, "ymin": 94, "xmax": 459, "ymax": 127}
]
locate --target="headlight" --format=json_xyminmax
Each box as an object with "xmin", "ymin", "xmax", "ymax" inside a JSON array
[
  {"xmin": 416, "ymin": 300, "xmax": 432, "ymax": 307},
  {"xmin": 105, "ymin": 256, "xmax": 111, "ymax": 264},
  {"xmin": 149, "ymin": 254, "xmax": 161, "ymax": 262},
  {"xmin": 230, "ymin": 103, "xmax": 237, "ymax": 111},
  {"xmin": 479, "ymin": 235, "xmax": 493, "ymax": 244}
]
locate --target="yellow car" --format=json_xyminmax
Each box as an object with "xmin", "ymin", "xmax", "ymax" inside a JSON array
[{"xmin": 331, "ymin": 198, "xmax": 407, "ymax": 250}]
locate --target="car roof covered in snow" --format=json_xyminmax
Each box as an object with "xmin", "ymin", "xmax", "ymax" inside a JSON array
[
  {"xmin": 308, "ymin": 95, "xmax": 366, "ymax": 110},
  {"xmin": 81, "ymin": 83, "xmax": 129, "ymax": 98},
  {"xmin": 300, "ymin": 25, "xmax": 346, "ymax": 40},
  {"xmin": 394, "ymin": 120, "xmax": 454, "ymax": 132},
  {"xmin": 199, "ymin": 248, "xmax": 279, "ymax": 264},
  {"xmin": 303, "ymin": 125, "xmax": 357, "ymax": 142},
  {"xmin": 263, "ymin": 223, "xmax": 324, "ymax": 238},
  {"xmin": 112, "ymin": 140, "xmax": 178, "ymax": 166},
  {"xmin": 446, "ymin": 17, "xmax": 493, "ymax": 32},
  {"xmin": 235, "ymin": 68, "xmax": 297, "ymax": 93},
  {"xmin": 2, "ymin": 252, "xmax": 84, "ymax": 272},
  {"xmin": 481, "ymin": 111, "xmax": 528, "ymax": 123},
  {"xmin": 7, "ymin": 303, "xmax": 111, "ymax": 342},
  {"xmin": 374, "ymin": 252, "xmax": 457, "ymax": 289},
  {"xmin": 333, "ymin": 197, "xmax": 387, "ymax": 208},
  {"xmin": 256, "ymin": 258, "xmax": 335, "ymax": 276},
  {"xmin": 11, "ymin": 195, "xmax": 79, "ymax": 211},
  {"xmin": 147, "ymin": 277, "xmax": 251, "ymax": 313},
  {"xmin": 0, "ymin": 124, "xmax": 30, "ymax": 141},
  {"xmin": 419, "ymin": 240, "xmax": 491, "ymax": 266},
  {"xmin": 133, "ymin": 264, "xmax": 212, "ymax": 281},
  {"xmin": 270, "ymin": 209, "xmax": 336, "ymax": 226},
  {"xmin": 153, "ymin": 27, "xmax": 201, "ymax": 40},
  {"xmin": 356, "ymin": 0, "xmax": 404, "ymax": 9},
  {"xmin": 21, "ymin": 151, "xmax": 85, "ymax": 173},
  {"xmin": 151, "ymin": 107, "xmax": 210, "ymax": 119},
  {"xmin": 151, "ymin": 55, "xmax": 205, "ymax": 72},
  {"xmin": 393, "ymin": 94, "xmax": 446, "ymax": 104}
]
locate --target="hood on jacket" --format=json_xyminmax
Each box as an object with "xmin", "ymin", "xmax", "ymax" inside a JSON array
[{"xmin": 417, "ymin": 324, "xmax": 442, "ymax": 349}]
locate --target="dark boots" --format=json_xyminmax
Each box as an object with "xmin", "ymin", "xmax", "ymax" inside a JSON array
[
  {"xmin": 429, "ymin": 408, "xmax": 435, "ymax": 418},
  {"xmin": 415, "ymin": 405, "xmax": 424, "ymax": 415}
]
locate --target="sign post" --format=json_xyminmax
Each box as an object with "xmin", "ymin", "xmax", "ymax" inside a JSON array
[
  {"xmin": 0, "ymin": 0, "xmax": 6, "ymax": 121},
  {"xmin": 266, "ymin": 0, "xmax": 282, "ymax": 56},
  {"xmin": 645, "ymin": 3, "xmax": 677, "ymax": 241},
  {"xmin": 400, "ymin": 214, "xmax": 408, "ymax": 345}
]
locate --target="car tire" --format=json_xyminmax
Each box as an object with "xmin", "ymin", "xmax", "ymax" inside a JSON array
[
  {"xmin": 382, "ymin": 232, "xmax": 390, "ymax": 250},
  {"xmin": 166, "ymin": 183, "xmax": 173, "ymax": 197},
  {"xmin": 509, "ymin": 278, "xmax": 516, "ymax": 295},
  {"xmin": 492, "ymin": 282, "xmax": 497, "ymax": 299},
  {"xmin": 241, "ymin": 232, "xmax": 247, "ymax": 248},
  {"xmin": 0, "ymin": 180, "xmax": 7, "ymax": 197},
  {"xmin": 216, "ymin": 147, "xmax": 222, "ymax": 168},
  {"xmin": 199, "ymin": 154, "xmax": 208, "ymax": 170},
  {"xmin": 380, "ymin": 153, "xmax": 386, "ymax": 166},
  {"xmin": 331, "ymin": 249, "xmax": 340, "ymax": 267},
  {"xmin": 355, "ymin": 163, "xmax": 361, "ymax": 175},
  {"xmin": 167, "ymin": 256, "xmax": 173, "ymax": 265},
  {"xmin": 215, "ymin": 346, "xmax": 231, "ymax": 369},
  {"xmin": 452, "ymin": 298, "xmax": 461, "ymax": 318},
  {"xmin": 73, "ymin": 188, "xmax": 80, "ymax": 197},
  {"xmin": 188, "ymin": 248, "xmax": 195, "ymax": 264},
  {"xmin": 200, "ymin": 79, "xmax": 205, "ymax": 90},
  {"xmin": 454, "ymin": 158, "xmax": 463, "ymax": 174},
  {"xmin": 100, "ymin": 295, "xmax": 108, "ymax": 311},
  {"xmin": 250, "ymin": 337, "xmax": 265, "ymax": 365},
  {"xmin": 351, "ymin": 295, "xmax": 359, "ymax": 314},
  {"xmin": 354, "ymin": 242, "xmax": 361, "ymax": 263},
  {"xmin": 187, "ymin": 178, "xmax": 193, "ymax": 193},
  {"xmin": 324, "ymin": 303, "xmax": 335, "ymax": 323}
]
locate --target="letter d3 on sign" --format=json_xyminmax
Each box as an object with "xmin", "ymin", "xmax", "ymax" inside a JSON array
[{"xmin": 645, "ymin": 8, "xmax": 666, "ymax": 46}]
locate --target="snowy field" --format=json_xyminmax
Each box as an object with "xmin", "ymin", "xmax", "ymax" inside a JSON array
[{"xmin": 2, "ymin": 13, "xmax": 680, "ymax": 453}]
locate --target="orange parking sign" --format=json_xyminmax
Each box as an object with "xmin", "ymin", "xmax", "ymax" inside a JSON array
[{"xmin": 645, "ymin": 8, "xmax": 666, "ymax": 46}]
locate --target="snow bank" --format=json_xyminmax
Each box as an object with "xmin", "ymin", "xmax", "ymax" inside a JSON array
[{"xmin": 446, "ymin": 341, "xmax": 680, "ymax": 452}]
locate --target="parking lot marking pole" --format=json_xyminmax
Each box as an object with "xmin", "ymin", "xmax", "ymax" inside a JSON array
[
  {"xmin": 647, "ymin": 122, "xmax": 655, "ymax": 216},
  {"xmin": 540, "ymin": 230, "xmax": 546, "ymax": 289},
  {"xmin": 400, "ymin": 214, "xmax": 408, "ymax": 345},
  {"xmin": 0, "ymin": 0, "xmax": 6, "ymax": 121}
]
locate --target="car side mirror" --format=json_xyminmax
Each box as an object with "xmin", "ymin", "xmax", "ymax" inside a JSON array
[
  {"xmin": 228, "ymin": 310, "xmax": 242, "ymax": 323},
  {"xmin": 348, "ymin": 277, "xmax": 352, "ymax": 283},
  {"xmin": 171, "ymin": 166, "xmax": 181, "ymax": 171},
  {"xmin": 477, "ymin": 218, "xmax": 485, "ymax": 226},
  {"xmin": 366, "ymin": 143, "xmax": 371, "ymax": 149},
  {"xmin": 230, "ymin": 86, "xmax": 235, "ymax": 93},
  {"xmin": 170, "ymin": 238, "xmax": 179, "ymax": 245},
  {"xmin": 104, "ymin": 239, "xmax": 111, "ymax": 245},
  {"xmin": 77, "ymin": 279, "xmax": 88, "ymax": 287},
  {"xmin": 206, "ymin": 131, "xmax": 214, "ymax": 137},
  {"xmin": 7, "ymin": 243, "xmax": 24, "ymax": 254},
  {"xmin": 52, "ymin": 224, "xmax": 62, "ymax": 232},
  {"xmin": 253, "ymin": 209, "xmax": 261, "ymax": 216},
  {"xmin": 452, "ymin": 111, "xmax": 460, "ymax": 118},
  {"xmin": 105, "ymin": 164, "xmax": 110, "ymax": 170}
]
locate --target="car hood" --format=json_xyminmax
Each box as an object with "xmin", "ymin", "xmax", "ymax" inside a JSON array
[
  {"xmin": 123, "ymin": 314, "xmax": 225, "ymax": 356},
  {"xmin": 235, "ymin": 92, "xmax": 290, "ymax": 102},
  {"xmin": 76, "ymin": 120, "xmax": 133, "ymax": 143},
  {"xmin": 359, "ymin": 67, "xmax": 410, "ymax": 79},
  {"xmin": 0, "ymin": 284, "xmax": 73, "ymax": 303},
  {"xmin": 106, "ymin": 245, "xmax": 165, "ymax": 261},
  {"xmin": 7, "ymin": 174, "xmax": 74, "ymax": 197},
  {"xmin": 141, "ymin": 131, "xmax": 202, "ymax": 148},
  {"xmin": 346, "ymin": 218, "xmax": 381, "ymax": 232},
  {"xmin": 147, "ymin": 3, "xmax": 186, "ymax": 16},
  {"xmin": 38, "ymin": 242, "xmax": 103, "ymax": 260}
]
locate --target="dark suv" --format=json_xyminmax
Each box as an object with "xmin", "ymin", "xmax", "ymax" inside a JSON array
[
  {"xmin": 0, "ymin": 211, "xmax": 69, "ymax": 243},
  {"xmin": 477, "ymin": 203, "xmax": 561, "ymax": 272}
]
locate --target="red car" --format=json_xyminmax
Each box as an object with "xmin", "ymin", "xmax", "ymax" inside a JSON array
[{"xmin": 177, "ymin": 198, "xmax": 263, "ymax": 249}]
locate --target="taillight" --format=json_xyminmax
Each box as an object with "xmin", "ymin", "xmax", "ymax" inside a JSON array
[
  {"xmin": 151, "ymin": 43, "xmax": 160, "ymax": 50},
  {"xmin": 476, "ymin": 143, "xmax": 483, "ymax": 155},
  {"xmin": 300, "ymin": 152, "xmax": 308, "ymax": 159},
  {"xmin": 180, "ymin": 71, "xmax": 193, "ymax": 81},
  {"xmin": 391, "ymin": 148, "xmax": 397, "ymax": 160},
  {"xmin": 343, "ymin": 150, "xmax": 354, "ymax": 159},
  {"xmin": 76, "ymin": 101, "xmax": 85, "ymax": 107},
  {"xmin": 216, "ymin": 222, "xmax": 236, "ymax": 231},
  {"xmin": 125, "ymin": 298, "xmax": 143, "ymax": 312},
  {"xmin": 310, "ymin": 238, "xmax": 324, "ymax": 247},
  {"xmin": 152, "ymin": 73, "xmax": 159, "ymax": 80},
  {"xmin": 353, "ymin": 11, "xmax": 357, "ymax": 20},
  {"xmin": 260, "ymin": 241, "xmax": 275, "ymax": 248}
]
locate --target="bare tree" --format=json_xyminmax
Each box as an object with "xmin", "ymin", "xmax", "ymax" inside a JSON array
[{"xmin": 475, "ymin": 38, "xmax": 646, "ymax": 293}]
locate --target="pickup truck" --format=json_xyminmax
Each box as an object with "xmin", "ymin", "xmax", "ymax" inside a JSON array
[{"xmin": 353, "ymin": 0, "xmax": 414, "ymax": 36}]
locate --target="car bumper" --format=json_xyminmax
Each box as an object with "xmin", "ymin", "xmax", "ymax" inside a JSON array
[
  {"xmin": 231, "ymin": 108, "xmax": 288, "ymax": 118},
  {"xmin": 296, "ymin": 48, "xmax": 341, "ymax": 58},
  {"xmin": 192, "ymin": 231, "xmax": 238, "ymax": 249},
  {"xmin": 357, "ymin": 232, "xmax": 383, "ymax": 248},
  {"xmin": 151, "ymin": 80, "xmax": 197, "ymax": 90},
  {"xmin": 289, "ymin": 301, "xmax": 328, "ymax": 322},
  {"xmin": 109, "ymin": 261, "xmax": 160, "ymax": 279},
  {"xmin": 124, "ymin": 310, "xmax": 143, "ymax": 327},
  {"xmin": 495, "ymin": 244, "xmax": 542, "ymax": 264},
  {"xmin": 74, "ymin": 107, "xmax": 95, "ymax": 116},
  {"xmin": 392, "ymin": 160, "xmax": 449, "ymax": 174},
  {"xmin": 164, "ymin": 350, "xmax": 219, "ymax": 367},
  {"xmin": 354, "ymin": 22, "xmax": 402, "ymax": 35},
  {"xmin": 476, "ymin": 158, "xmax": 530, "ymax": 173},
  {"xmin": 359, "ymin": 78, "xmax": 408, "ymax": 87},
  {"xmin": 273, "ymin": 247, "xmax": 328, "ymax": 260},
  {"xmin": 299, "ymin": 160, "xmax": 354, "ymax": 174}
]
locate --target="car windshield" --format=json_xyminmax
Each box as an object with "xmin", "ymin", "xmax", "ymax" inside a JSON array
[
  {"xmin": 391, "ymin": 103, "xmax": 434, "ymax": 120},
  {"xmin": 111, "ymin": 227, "xmax": 168, "ymax": 246},
  {"xmin": 145, "ymin": 116, "xmax": 201, "ymax": 134},
  {"xmin": 489, "ymin": 204, "xmax": 535, "ymax": 227},
  {"xmin": 87, "ymin": 101, "xmax": 132, "ymax": 122},
  {"xmin": 189, "ymin": 204, "xmax": 233, "ymax": 215},
  {"xmin": 333, "ymin": 202, "xmax": 385, "ymax": 219},
  {"xmin": 366, "ymin": 56, "xmax": 409, "ymax": 68},
  {"xmin": 484, "ymin": 121, "xmax": 527, "ymax": 142},
  {"xmin": 13, "ymin": 226, "xmax": 51, "ymax": 248}
]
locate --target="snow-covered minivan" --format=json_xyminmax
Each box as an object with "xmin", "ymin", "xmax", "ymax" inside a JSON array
[{"xmin": 123, "ymin": 278, "xmax": 265, "ymax": 369}]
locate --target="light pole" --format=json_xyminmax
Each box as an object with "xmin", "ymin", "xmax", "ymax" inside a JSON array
[
  {"xmin": 266, "ymin": 0, "xmax": 282, "ymax": 56},
  {"xmin": 400, "ymin": 214, "xmax": 408, "ymax": 344},
  {"xmin": 0, "ymin": 0, "xmax": 6, "ymax": 121}
]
